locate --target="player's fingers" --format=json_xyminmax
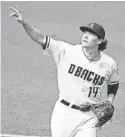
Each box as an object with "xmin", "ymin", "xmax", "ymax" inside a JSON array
[
  {"xmin": 9, "ymin": 12, "xmax": 18, "ymax": 19},
  {"xmin": 10, "ymin": 7, "xmax": 20, "ymax": 14}
]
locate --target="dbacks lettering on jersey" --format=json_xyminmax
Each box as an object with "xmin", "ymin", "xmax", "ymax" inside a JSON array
[{"xmin": 68, "ymin": 64, "xmax": 105, "ymax": 86}]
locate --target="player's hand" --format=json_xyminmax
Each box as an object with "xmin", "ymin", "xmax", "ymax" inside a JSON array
[{"xmin": 9, "ymin": 6, "xmax": 26, "ymax": 25}]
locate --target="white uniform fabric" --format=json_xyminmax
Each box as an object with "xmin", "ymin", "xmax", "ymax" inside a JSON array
[
  {"xmin": 51, "ymin": 99, "xmax": 97, "ymax": 137},
  {"xmin": 44, "ymin": 36, "xmax": 119, "ymax": 137}
]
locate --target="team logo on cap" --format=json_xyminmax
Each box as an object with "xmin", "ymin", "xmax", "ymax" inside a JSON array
[{"xmin": 88, "ymin": 23, "xmax": 94, "ymax": 29}]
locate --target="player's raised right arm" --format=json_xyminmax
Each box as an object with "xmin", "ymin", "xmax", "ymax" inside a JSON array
[
  {"xmin": 9, "ymin": 6, "xmax": 46, "ymax": 47},
  {"xmin": 9, "ymin": 6, "xmax": 72, "ymax": 65}
]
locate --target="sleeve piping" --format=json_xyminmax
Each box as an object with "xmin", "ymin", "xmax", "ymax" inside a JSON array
[
  {"xmin": 42, "ymin": 36, "xmax": 50, "ymax": 50},
  {"xmin": 108, "ymin": 81, "xmax": 119, "ymax": 85},
  {"xmin": 46, "ymin": 36, "xmax": 50, "ymax": 48}
]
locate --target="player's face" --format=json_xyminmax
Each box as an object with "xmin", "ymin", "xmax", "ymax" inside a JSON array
[{"xmin": 82, "ymin": 31, "xmax": 102, "ymax": 48}]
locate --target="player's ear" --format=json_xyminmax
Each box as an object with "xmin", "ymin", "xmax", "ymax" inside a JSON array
[{"xmin": 98, "ymin": 38, "xmax": 103, "ymax": 45}]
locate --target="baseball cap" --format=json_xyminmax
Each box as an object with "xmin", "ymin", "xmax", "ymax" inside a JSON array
[{"xmin": 79, "ymin": 23, "xmax": 105, "ymax": 39}]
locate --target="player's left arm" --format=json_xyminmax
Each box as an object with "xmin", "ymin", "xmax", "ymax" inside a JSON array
[
  {"xmin": 107, "ymin": 61, "xmax": 120, "ymax": 104},
  {"xmin": 107, "ymin": 82, "xmax": 119, "ymax": 104}
]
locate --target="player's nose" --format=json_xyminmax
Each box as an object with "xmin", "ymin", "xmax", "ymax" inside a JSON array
[{"xmin": 83, "ymin": 33, "xmax": 88, "ymax": 39}]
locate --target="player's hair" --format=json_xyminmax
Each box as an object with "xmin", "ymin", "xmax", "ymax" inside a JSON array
[{"xmin": 98, "ymin": 38, "xmax": 108, "ymax": 51}]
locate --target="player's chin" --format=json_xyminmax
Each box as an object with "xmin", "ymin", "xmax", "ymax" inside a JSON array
[{"xmin": 82, "ymin": 43, "xmax": 88, "ymax": 47}]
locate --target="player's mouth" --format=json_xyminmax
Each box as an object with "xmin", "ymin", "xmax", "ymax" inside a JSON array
[{"xmin": 82, "ymin": 40, "xmax": 88, "ymax": 43}]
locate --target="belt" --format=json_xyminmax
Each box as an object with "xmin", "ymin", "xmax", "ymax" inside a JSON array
[{"xmin": 60, "ymin": 99, "xmax": 91, "ymax": 112}]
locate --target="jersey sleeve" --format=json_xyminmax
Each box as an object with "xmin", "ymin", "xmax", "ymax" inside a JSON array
[
  {"xmin": 42, "ymin": 36, "xmax": 71, "ymax": 66},
  {"xmin": 107, "ymin": 61, "xmax": 120, "ymax": 85}
]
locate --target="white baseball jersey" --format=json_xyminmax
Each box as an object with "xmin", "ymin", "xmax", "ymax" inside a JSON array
[{"xmin": 44, "ymin": 36, "xmax": 119, "ymax": 105}]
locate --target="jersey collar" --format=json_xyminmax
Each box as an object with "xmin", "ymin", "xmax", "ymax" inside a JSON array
[{"xmin": 82, "ymin": 46, "xmax": 101, "ymax": 62}]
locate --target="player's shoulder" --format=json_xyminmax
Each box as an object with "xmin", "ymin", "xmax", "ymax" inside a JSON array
[
  {"xmin": 58, "ymin": 41, "xmax": 82, "ymax": 50},
  {"xmin": 56, "ymin": 40, "xmax": 76, "ymax": 50},
  {"xmin": 50, "ymin": 36, "xmax": 80, "ymax": 48},
  {"xmin": 58, "ymin": 40, "xmax": 72, "ymax": 46},
  {"xmin": 101, "ymin": 52, "xmax": 117, "ymax": 66},
  {"xmin": 56, "ymin": 39, "xmax": 74, "ymax": 46}
]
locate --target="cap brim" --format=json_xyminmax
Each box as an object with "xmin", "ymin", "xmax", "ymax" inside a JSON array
[{"xmin": 79, "ymin": 26, "xmax": 101, "ymax": 38}]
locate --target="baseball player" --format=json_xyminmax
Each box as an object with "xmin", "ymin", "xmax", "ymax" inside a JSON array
[{"xmin": 9, "ymin": 6, "xmax": 119, "ymax": 137}]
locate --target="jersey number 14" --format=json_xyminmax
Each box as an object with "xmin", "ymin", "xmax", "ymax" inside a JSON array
[{"xmin": 88, "ymin": 87, "xmax": 99, "ymax": 97}]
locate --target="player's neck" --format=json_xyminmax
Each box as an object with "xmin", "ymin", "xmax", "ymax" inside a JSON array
[{"xmin": 82, "ymin": 47, "xmax": 100, "ymax": 61}]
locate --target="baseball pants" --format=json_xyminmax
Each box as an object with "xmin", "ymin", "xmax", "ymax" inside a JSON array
[{"xmin": 51, "ymin": 98, "xmax": 98, "ymax": 137}]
